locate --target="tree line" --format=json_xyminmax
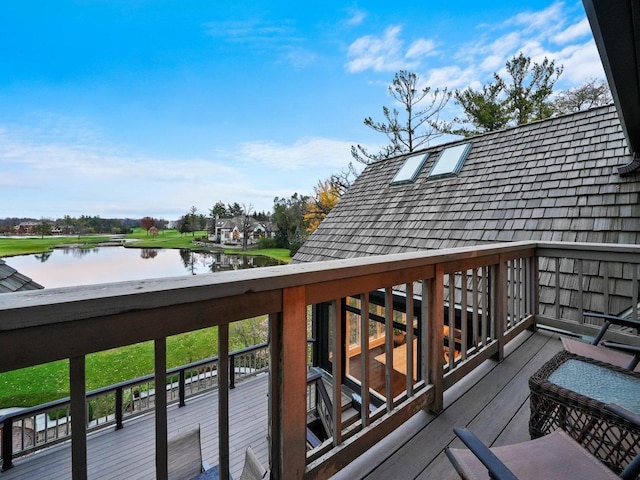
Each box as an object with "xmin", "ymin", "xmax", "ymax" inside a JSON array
[{"xmin": 351, "ymin": 52, "xmax": 612, "ymax": 165}]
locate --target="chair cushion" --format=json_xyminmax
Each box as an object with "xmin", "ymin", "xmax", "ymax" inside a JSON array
[
  {"xmin": 447, "ymin": 429, "xmax": 618, "ymax": 480},
  {"xmin": 562, "ymin": 337, "xmax": 640, "ymax": 372}
]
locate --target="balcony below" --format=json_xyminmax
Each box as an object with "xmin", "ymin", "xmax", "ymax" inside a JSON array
[{"xmin": 1, "ymin": 328, "xmax": 562, "ymax": 479}]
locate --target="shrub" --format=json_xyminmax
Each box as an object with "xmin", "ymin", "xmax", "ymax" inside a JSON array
[{"xmin": 257, "ymin": 237, "xmax": 277, "ymax": 249}]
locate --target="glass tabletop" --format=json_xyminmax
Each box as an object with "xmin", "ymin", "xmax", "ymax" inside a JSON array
[{"xmin": 548, "ymin": 359, "xmax": 640, "ymax": 414}]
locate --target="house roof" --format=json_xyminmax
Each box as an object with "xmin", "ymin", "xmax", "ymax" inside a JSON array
[
  {"xmin": 294, "ymin": 105, "xmax": 638, "ymax": 264},
  {"xmin": 0, "ymin": 259, "xmax": 44, "ymax": 293},
  {"xmin": 583, "ymin": 0, "xmax": 640, "ymax": 169}
]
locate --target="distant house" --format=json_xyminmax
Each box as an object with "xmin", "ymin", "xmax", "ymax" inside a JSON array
[
  {"xmin": 14, "ymin": 222, "xmax": 39, "ymax": 235},
  {"xmin": 212, "ymin": 217, "xmax": 277, "ymax": 244},
  {"xmin": 0, "ymin": 259, "xmax": 44, "ymax": 293},
  {"xmin": 293, "ymin": 104, "xmax": 640, "ymax": 321}
]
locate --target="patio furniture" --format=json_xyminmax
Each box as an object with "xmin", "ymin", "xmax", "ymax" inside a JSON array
[
  {"xmin": 562, "ymin": 312, "xmax": 640, "ymax": 371},
  {"xmin": 168, "ymin": 424, "xmax": 210, "ymax": 480},
  {"xmin": 446, "ymin": 403, "xmax": 640, "ymax": 480},
  {"xmin": 529, "ymin": 351, "xmax": 640, "ymax": 474},
  {"xmin": 239, "ymin": 446, "xmax": 267, "ymax": 480}
]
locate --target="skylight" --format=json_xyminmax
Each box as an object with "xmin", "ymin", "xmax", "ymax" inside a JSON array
[
  {"xmin": 390, "ymin": 153, "xmax": 429, "ymax": 185},
  {"xmin": 428, "ymin": 143, "xmax": 472, "ymax": 178}
]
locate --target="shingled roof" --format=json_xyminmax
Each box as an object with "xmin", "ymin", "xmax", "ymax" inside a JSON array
[
  {"xmin": 295, "ymin": 105, "xmax": 638, "ymax": 262},
  {"xmin": 293, "ymin": 105, "xmax": 640, "ymax": 320},
  {"xmin": 0, "ymin": 258, "xmax": 44, "ymax": 293}
]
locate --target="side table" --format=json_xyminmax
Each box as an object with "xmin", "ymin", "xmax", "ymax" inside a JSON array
[{"xmin": 529, "ymin": 350, "xmax": 640, "ymax": 474}]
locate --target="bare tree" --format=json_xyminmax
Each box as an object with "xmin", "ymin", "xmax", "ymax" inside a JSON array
[
  {"xmin": 553, "ymin": 79, "xmax": 612, "ymax": 114},
  {"xmin": 240, "ymin": 203, "xmax": 254, "ymax": 251},
  {"xmin": 352, "ymin": 70, "xmax": 451, "ymax": 164}
]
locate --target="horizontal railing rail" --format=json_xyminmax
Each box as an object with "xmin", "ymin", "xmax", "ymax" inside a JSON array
[{"xmin": 1, "ymin": 241, "xmax": 639, "ymax": 479}]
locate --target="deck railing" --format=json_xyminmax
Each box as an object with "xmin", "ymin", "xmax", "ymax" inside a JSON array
[
  {"xmin": 0, "ymin": 343, "xmax": 270, "ymax": 468},
  {"xmin": 1, "ymin": 241, "xmax": 639, "ymax": 479}
]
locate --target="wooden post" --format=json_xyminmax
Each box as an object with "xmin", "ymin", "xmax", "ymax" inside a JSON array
[
  {"xmin": 70, "ymin": 356, "xmax": 87, "ymax": 480},
  {"xmin": 359, "ymin": 294, "xmax": 371, "ymax": 427},
  {"xmin": 384, "ymin": 288, "xmax": 394, "ymax": 411},
  {"xmin": 218, "ymin": 323, "xmax": 230, "ymax": 480},
  {"xmin": 268, "ymin": 312, "xmax": 282, "ymax": 478},
  {"xmin": 493, "ymin": 260, "xmax": 507, "ymax": 361},
  {"xmin": 332, "ymin": 299, "xmax": 343, "ymax": 445},
  {"xmin": 428, "ymin": 268, "xmax": 444, "ymax": 413},
  {"xmin": 155, "ymin": 338, "xmax": 167, "ymax": 480},
  {"xmin": 272, "ymin": 287, "xmax": 307, "ymax": 479}
]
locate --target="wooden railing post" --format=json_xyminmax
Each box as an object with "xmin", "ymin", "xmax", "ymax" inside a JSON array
[
  {"xmin": 428, "ymin": 268, "xmax": 445, "ymax": 413},
  {"xmin": 178, "ymin": 370, "xmax": 186, "ymax": 407},
  {"xmin": 528, "ymin": 255, "xmax": 539, "ymax": 329},
  {"xmin": 268, "ymin": 312, "xmax": 283, "ymax": 478},
  {"xmin": 271, "ymin": 286, "xmax": 307, "ymax": 479},
  {"xmin": 229, "ymin": 353, "xmax": 236, "ymax": 390},
  {"xmin": 218, "ymin": 324, "xmax": 230, "ymax": 480},
  {"xmin": 493, "ymin": 260, "xmax": 507, "ymax": 361},
  {"xmin": 70, "ymin": 355, "xmax": 87, "ymax": 480},
  {"xmin": 115, "ymin": 387, "xmax": 124, "ymax": 430},
  {"xmin": 1, "ymin": 416, "xmax": 13, "ymax": 471},
  {"xmin": 154, "ymin": 338, "xmax": 168, "ymax": 480}
]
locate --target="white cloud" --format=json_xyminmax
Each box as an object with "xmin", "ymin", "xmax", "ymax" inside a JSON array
[
  {"xmin": 553, "ymin": 18, "xmax": 591, "ymax": 45},
  {"xmin": 0, "ymin": 122, "xmax": 357, "ymax": 217},
  {"xmin": 406, "ymin": 39, "xmax": 437, "ymax": 59},
  {"xmin": 421, "ymin": 2, "xmax": 603, "ymax": 94},
  {"xmin": 236, "ymin": 137, "xmax": 353, "ymax": 170},
  {"xmin": 344, "ymin": 8, "xmax": 367, "ymax": 27},
  {"xmin": 346, "ymin": 25, "xmax": 437, "ymax": 73},
  {"xmin": 507, "ymin": 3, "xmax": 565, "ymax": 36},
  {"xmin": 552, "ymin": 40, "xmax": 605, "ymax": 85}
]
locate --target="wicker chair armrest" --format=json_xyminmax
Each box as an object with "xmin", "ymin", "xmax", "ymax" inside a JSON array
[
  {"xmin": 451, "ymin": 427, "xmax": 519, "ymax": 480},
  {"xmin": 605, "ymin": 404, "xmax": 640, "ymax": 428},
  {"xmin": 601, "ymin": 341, "xmax": 640, "ymax": 355},
  {"xmin": 584, "ymin": 312, "xmax": 640, "ymax": 330}
]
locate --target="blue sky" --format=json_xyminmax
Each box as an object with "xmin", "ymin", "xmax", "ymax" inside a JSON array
[{"xmin": 1, "ymin": 1, "xmax": 605, "ymax": 220}]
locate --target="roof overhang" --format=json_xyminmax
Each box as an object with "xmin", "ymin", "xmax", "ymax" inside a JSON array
[{"xmin": 583, "ymin": 0, "xmax": 640, "ymax": 173}]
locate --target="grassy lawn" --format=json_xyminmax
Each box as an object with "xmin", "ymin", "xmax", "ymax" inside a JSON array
[
  {"xmin": 225, "ymin": 247, "xmax": 292, "ymax": 263},
  {"xmin": 0, "ymin": 229, "xmax": 292, "ymax": 263},
  {"xmin": 0, "ymin": 235, "xmax": 111, "ymax": 257},
  {"xmin": 0, "ymin": 319, "xmax": 268, "ymax": 408}
]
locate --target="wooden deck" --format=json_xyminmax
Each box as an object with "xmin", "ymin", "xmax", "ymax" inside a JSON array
[{"xmin": 1, "ymin": 330, "xmax": 563, "ymax": 479}]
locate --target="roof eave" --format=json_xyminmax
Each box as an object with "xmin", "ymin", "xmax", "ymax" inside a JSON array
[{"xmin": 583, "ymin": 0, "xmax": 640, "ymax": 174}]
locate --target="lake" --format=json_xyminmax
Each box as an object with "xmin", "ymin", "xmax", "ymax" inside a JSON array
[{"xmin": 4, "ymin": 247, "xmax": 282, "ymax": 288}]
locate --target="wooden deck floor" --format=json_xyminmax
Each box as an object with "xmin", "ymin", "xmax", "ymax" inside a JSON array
[{"xmin": 1, "ymin": 330, "xmax": 563, "ymax": 479}]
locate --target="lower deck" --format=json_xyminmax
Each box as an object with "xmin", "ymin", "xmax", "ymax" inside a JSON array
[{"xmin": 1, "ymin": 329, "xmax": 563, "ymax": 479}]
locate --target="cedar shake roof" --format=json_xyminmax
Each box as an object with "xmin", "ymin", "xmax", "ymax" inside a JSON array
[
  {"xmin": 293, "ymin": 105, "xmax": 640, "ymax": 321},
  {"xmin": 0, "ymin": 259, "xmax": 44, "ymax": 293},
  {"xmin": 295, "ymin": 105, "xmax": 637, "ymax": 262}
]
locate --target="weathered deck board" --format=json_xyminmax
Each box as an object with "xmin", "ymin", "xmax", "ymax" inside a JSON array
[{"xmin": 2, "ymin": 331, "xmax": 564, "ymax": 480}]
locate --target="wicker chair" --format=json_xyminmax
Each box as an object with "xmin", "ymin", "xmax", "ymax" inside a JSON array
[
  {"xmin": 562, "ymin": 312, "xmax": 640, "ymax": 371},
  {"xmin": 446, "ymin": 404, "xmax": 640, "ymax": 480}
]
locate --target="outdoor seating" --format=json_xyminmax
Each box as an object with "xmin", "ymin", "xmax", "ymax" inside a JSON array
[
  {"xmin": 529, "ymin": 351, "xmax": 640, "ymax": 473},
  {"xmin": 167, "ymin": 424, "xmax": 210, "ymax": 480},
  {"xmin": 239, "ymin": 446, "xmax": 268, "ymax": 480},
  {"xmin": 562, "ymin": 312, "xmax": 640, "ymax": 371},
  {"xmin": 446, "ymin": 404, "xmax": 640, "ymax": 480}
]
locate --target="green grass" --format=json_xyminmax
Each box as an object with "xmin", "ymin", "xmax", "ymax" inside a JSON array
[
  {"xmin": 125, "ymin": 228, "xmax": 209, "ymax": 249},
  {"xmin": 0, "ymin": 320, "xmax": 267, "ymax": 408},
  {"xmin": 0, "ymin": 235, "xmax": 111, "ymax": 257},
  {"xmin": 0, "ymin": 229, "xmax": 291, "ymax": 263},
  {"xmin": 225, "ymin": 248, "xmax": 291, "ymax": 263}
]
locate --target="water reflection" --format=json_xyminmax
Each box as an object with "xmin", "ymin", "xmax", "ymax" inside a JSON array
[{"xmin": 4, "ymin": 247, "xmax": 281, "ymax": 289}]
